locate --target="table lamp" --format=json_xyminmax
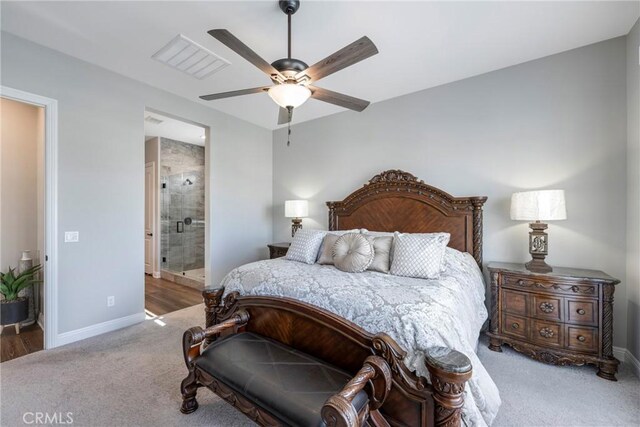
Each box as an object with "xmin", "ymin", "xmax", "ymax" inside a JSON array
[
  {"xmin": 510, "ymin": 190, "xmax": 566, "ymax": 273},
  {"xmin": 285, "ymin": 200, "xmax": 308, "ymax": 237}
]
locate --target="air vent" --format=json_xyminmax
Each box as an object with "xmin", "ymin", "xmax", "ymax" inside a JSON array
[
  {"xmin": 144, "ymin": 115, "xmax": 163, "ymax": 125},
  {"xmin": 152, "ymin": 34, "xmax": 230, "ymax": 80}
]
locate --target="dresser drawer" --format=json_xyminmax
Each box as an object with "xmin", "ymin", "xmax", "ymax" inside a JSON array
[
  {"xmin": 565, "ymin": 325, "xmax": 599, "ymax": 354},
  {"xmin": 502, "ymin": 314, "xmax": 528, "ymax": 340},
  {"xmin": 566, "ymin": 299, "xmax": 598, "ymax": 326},
  {"xmin": 502, "ymin": 275, "xmax": 598, "ymax": 298},
  {"xmin": 502, "ymin": 289, "xmax": 528, "ymax": 316},
  {"xmin": 531, "ymin": 294, "xmax": 562, "ymax": 322},
  {"xmin": 531, "ymin": 319, "xmax": 563, "ymax": 348}
]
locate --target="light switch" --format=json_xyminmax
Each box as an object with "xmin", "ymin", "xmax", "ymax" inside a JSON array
[{"xmin": 64, "ymin": 231, "xmax": 79, "ymax": 242}]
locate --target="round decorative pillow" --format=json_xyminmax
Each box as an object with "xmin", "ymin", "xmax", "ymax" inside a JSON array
[{"xmin": 332, "ymin": 233, "xmax": 374, "ymax": 273}]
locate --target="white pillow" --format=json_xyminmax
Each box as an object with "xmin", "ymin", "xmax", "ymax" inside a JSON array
[
  {"xmin": 390, "ymin": 232, "xmax": 450, "ymax": 279},
  {"xmin": 286, "ymin": 229, "xmax": 326, "ymax": 264}
]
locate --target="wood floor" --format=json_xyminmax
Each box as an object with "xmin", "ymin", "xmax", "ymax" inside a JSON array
[
  {"xmin": 144, "ymin": 275, "xmax": 203, "ymax": 316},
  {"xmin": 1, "ymin": 323, "xmax": 43, "ymax": 363},
  {"xmin": 1, "ymin": 276, "xmax": 201, "ymax": 363}
]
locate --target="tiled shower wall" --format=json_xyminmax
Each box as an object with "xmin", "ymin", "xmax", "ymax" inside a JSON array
[{"xmin": 160, "ymin": 138, "xmax": 205, "ymax": 273}]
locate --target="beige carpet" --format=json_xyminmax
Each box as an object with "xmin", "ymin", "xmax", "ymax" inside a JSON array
[{"xmin": 1, "ymin": 304, "xmax": 638, "ymax": 426}]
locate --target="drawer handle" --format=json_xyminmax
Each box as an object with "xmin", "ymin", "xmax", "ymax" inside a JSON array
[
  {"xmin": 511, "ymin": 322, "xmax": 520, "ymax": 330},
  {"xmin": 539, "ymin": 302, "xmax": 555, "ymax": 313},
  {"xmin": 577, "ymin": 335, "xmax": 586, "ymax": 342},
  {"xmin": 539, "ymin": 327, "xmax": 555, "ymax": 338},
  {"xmin": 517, "ymin": 279, "xmax": 524, "ymax": 286},
  {"xmin": 577, "ymin": 308, "xmax": 586, "ymax": 315}
]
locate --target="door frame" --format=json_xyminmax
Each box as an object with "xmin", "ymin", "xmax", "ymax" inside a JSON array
[
  {"xmin": 144, "ymin": 108, "xmax": 210, "ymax": 286},
  {"xmin": 1, "ymin": 86, "xmax": 59, "ymax": 350}
]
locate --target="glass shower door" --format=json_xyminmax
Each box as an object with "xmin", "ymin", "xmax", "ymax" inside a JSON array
[
  {"xmin": 161, "ymin": 170, "xmax": 205, "ymax": 277},
  {"xmin": 161, "ymin": 172, "xmax": 185, "ymax": 273}
]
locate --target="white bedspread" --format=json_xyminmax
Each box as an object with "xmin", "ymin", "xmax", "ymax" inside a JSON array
[{"xmin": 220, "ymin": 248, "xmax": 501, "ymax": 426}]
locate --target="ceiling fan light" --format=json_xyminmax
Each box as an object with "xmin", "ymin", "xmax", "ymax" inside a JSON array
[{"xmin": 268, "ymin": 84, "xmax": 311, "ymax": 109}]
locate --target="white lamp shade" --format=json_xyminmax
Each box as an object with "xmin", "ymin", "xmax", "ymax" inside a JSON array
[
  {"xmin": 285, "ymin": 200, "xmax": 308, "ymax": 218},
  {"xmin": 510, "ymin": 190, "xmax": 567, "ymax": 221},
  {"xmin": 268, "ymin": 84, "xmax": 311, "ymax": 109}
]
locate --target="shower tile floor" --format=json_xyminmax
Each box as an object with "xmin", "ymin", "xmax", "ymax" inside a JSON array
[{"xmin": 183, "ymin": 268, "xmax": 205, "ymax": 282}]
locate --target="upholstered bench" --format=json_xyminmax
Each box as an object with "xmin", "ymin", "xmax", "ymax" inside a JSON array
[{"xmin": 180, "ymin": 310, "xmax": 392, "ymax": 427}]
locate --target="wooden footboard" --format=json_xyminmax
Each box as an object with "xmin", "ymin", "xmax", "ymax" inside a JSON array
[{"xmin": 202, "ymin": 287, "xmax": 473, "ymax": 427}]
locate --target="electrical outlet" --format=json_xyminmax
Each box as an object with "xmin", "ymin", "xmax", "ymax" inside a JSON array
[
  {"xmin": 107, "ymin": 296, "xmax": 115, "ymax": 307},
  {"xmin": 64, "ymin": 231, "xmax": 79, "ymax": 242}
]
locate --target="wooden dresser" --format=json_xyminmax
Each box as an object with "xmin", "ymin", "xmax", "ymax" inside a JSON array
[
  {"xmin": 486, "ymin": 262, "xmax": 620, "ymax": 380},
  {"xmin": 267, "ymin": 242, "xmax": 290, "ymax": 259}
]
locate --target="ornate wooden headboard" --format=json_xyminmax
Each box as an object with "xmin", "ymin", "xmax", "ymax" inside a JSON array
[{"xmin": 327, "ymin": 170, "xmax": 488, "ymax": 268}]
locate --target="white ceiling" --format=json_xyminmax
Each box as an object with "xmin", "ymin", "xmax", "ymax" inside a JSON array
[
  {"xmin": 2, "ymin": 1, "xmax": 638, "ymax": 130},
  {"xmin": 144, "ymin": 111, "xmax": 206, "ymax": 146}
]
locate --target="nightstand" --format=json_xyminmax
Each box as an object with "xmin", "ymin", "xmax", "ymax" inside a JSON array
[
  {"xmin": 486, "ymin": 262, "xmax": 620, "ymax": 380},
  {"xmin": 267, "ymin": 242, "xmax": 290, "ymax": 259}
]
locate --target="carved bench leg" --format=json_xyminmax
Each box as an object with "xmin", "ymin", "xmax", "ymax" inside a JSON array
[
  {"xmin": 596, "ymin": 359, "xmax": 619, "ymax": 381},
  {"xmin": 180, "ymin": 371, "xmax": 199, "ymax": 414},
  {"xmin": 426, "ymin": 347, "xmax": 473, "ymax": 427}
]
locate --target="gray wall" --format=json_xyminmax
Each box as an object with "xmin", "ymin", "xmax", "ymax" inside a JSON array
[
  {"xmin": 1, "ymin": 32, "xmax": 273, "ymax": 334},
  {"xmin": 273, "ymin": 37, "xmax": 629, "ymax": 348},
  {"xmin": 627, "ymin": 19, "xmax": 640, "ymax": 360}
]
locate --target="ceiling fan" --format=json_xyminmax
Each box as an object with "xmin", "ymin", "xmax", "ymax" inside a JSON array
[{"xmin": 200, "ymin": 0, "xmax": 379, "ymax": 126}]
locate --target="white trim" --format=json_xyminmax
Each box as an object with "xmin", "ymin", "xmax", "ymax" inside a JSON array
[
  {"xmin": 614, "ymin": 346, "xmax": 640, "ymax": 378},
  {"xmin": 1, "ymin": 86, "xmax": 58, "ymax": 350},
  {"xmin": 37, "ymin": 312, "xmax": 45, "ymax": 330},
  {"xmin": 55, "ymin": 312, "xmax": 145, "ymax": 347},
  {"xmin": 152, "ymin": 272, "xmax": 161, "ymax": 279},
  {"xmin": 626, "ymin": 350, "xmax": 640, "ymax": 378},
  {"xmin": 613, "ymin": 346, "xmax": 626, "ymax": 362},
  {"xmin": 143, "ymin": 108, "xmax": 210, "ymax": 287}
]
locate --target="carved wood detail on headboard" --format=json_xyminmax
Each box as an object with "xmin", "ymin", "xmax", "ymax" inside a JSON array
[{"xmin": 326, "ymin": 170, "xmax": 488, "ymax": 268}]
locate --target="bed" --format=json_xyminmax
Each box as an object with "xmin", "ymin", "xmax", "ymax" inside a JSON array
[{"xmin": 203, "ymin": 170, "xmax": 500, "ymax": 426}]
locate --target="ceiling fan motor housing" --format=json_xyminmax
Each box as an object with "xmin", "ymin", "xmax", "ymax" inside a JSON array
[
  {"xmin": 279, "ymin": 0, "xmax": 300, "ymax": 15},
  {"xmin": 271, "ymin": 57, "xmax": 308, "ymax": 79}
]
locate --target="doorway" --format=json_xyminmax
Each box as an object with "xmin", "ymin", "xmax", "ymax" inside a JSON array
[
  {"xmin": 0, "ymin": 87, "xmax": 58, "ymax": 360},
  {"xmin": 143, "ymin": 109, "xmax": 208, "ymax": 316}
]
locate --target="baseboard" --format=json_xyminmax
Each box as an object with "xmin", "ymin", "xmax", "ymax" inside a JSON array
[
  {"xmin": 613, "ymin": 346, "xmax": 640, "ymax": 378},
  {"xmin": 624, "ymin": 348, "xmax": 640, "ymax": 378},
  {"xmin": 152, "ymin": 271, "xmax": 161, "ymax": 279},
  {"xmin": 37, "ymin": 312, "xmax": 44, "ymax": 330},
  {"xmin": 613, "ymin": 346, "xmax": 626, "ymax": 362},
  {"xmin": 55, "ymin": 312, "xmax": 145, "ymax": 348}
]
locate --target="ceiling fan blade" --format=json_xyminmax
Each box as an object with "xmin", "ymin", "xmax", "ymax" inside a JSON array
[
  {"xmin": 296, "ymin": 36, "xmax": 378, "ymax": 83},
  {"xmin": 309, "ymin": 86, "xmax": 370, "ymax": 112},
  {"xmin": 278, "ymin": 107, "xmax": 292, "ymax": 125},
  {"xmin": 208, "ymin": 29, "xmax": 283, "ymax": 80},
  {"xmin": 200, "ymin": 86, "xmax": 270, "ymax": 101}
]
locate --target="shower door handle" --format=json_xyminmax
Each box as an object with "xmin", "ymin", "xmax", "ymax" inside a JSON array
[{"xmin": 176, "ymin": 221, "xmax": 184, "ymax": 233}]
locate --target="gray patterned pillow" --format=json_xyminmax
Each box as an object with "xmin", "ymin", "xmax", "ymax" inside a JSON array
[
  {"xmin": 317, "ymin": 234, "xmax": 341, "ymax": 265},
  {"xmin": 316, "ymin": 229, "xmax": 360, "ymax": 263},
  {"xmin": 390, "ymin": 232, "xmax": 450, "ymax": 279},
  {"xmin": 332, "ymin": 233, "xmax": 374, "ymax": 273},
  {"xmin": 366, "ymin": 235, "xmax": 393, "ymax": 273},
  {"xmin": 285, "ymin": 229, "xmax": 326, "ymax": 264}
]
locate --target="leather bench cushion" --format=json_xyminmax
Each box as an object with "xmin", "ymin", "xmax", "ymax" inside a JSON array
[{"xmin": 196, "ymin": 332, "xmax": 369, "ymax": 426}]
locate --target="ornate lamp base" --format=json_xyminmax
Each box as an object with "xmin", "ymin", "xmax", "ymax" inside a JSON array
[
  {"xmin": 526, "ymin": 221, "xmax": 552, "ymax": 273},
  {"xmin": 291, "ymin": 218, "xmax": 302, "ymax": 237}
]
